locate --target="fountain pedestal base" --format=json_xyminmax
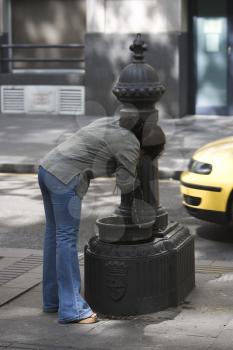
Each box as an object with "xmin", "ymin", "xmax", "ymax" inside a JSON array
[{"xmin": 84, "ymin": 222, "xmax": 195, "ymax": 316}]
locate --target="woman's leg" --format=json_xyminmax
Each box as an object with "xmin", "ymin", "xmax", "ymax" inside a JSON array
[
  {"xmin": 38, "ymin": 167, "xmax": 59, "ymax": 312},
  {"xmin": 44, "ymin": 171, "xmax": 93, "ymax": 323}
]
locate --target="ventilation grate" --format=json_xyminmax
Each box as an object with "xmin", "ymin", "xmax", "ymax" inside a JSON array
[
  {"xmin": 1, "ymin": 86, "xmax": 25, "ymax": 113},
  {"xmin": 0, "ymin": 255, "xmax": 43, "ymax": 286},
  {"xmin": 1, "ymin": 85, "xmax": 85, "ymax": 115},
  {"xmin": 59, "ymin": 87, "xmax": 84, "ymax": 115}
]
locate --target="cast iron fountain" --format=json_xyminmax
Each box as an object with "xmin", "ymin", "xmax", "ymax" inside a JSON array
[{"xmin": 84, "ymin": 34, "xmax": 195, "ymax": 316}]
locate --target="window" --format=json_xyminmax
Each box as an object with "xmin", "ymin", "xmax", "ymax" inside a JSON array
[{"xmin": 11, "ymin": 0, "xmax": 86, "ymax": 70}]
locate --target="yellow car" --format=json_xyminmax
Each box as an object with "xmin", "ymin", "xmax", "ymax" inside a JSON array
[{"xmin": 180, "ymin": 136, "xmax": 233, "ymax": 224}]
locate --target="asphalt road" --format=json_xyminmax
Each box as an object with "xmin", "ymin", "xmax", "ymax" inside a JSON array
[{"xmin": 0, "ymin": 173, "xmax": 233, "ymax": 263}]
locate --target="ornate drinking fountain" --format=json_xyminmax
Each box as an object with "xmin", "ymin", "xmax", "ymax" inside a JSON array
[{"xmin": 84, "ymin": 34, "xmax": 195, "ymax": 316}]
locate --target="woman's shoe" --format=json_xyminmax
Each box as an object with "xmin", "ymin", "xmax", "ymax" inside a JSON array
[
  {"xmin": 74, "ymin": 313, "xmax": 97, "ymax": 324},
  {"xmin": 59, "ymin": 313, "xmax": 98, "ymax": 324}
]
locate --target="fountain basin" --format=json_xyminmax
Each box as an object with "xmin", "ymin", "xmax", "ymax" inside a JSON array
[{"xmin": 96, "ymin": 215, "xmax": 154, "ymax": 243}]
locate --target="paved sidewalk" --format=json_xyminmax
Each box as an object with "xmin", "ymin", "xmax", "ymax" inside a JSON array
[
  {"xmin": 1, "ymin": 175, "xmax": 233, "ymax": 349},
  {"xmin": 0, "ymin": 248, "xmax": 42, "ymax": 306},
  {"xmin": 1, "ymin": 113, "xmax": 233, "ymax": 177},
  {"xmin": 1, "ymin": 113, "xmax": 233, "ymax": 349},
  {"xmin": 0, "ymin": 114, "xmax": 97, "ymax": 173},
  {"xmin": 1, "ymin": 248, "xmax": 233, "ymax": 349}
]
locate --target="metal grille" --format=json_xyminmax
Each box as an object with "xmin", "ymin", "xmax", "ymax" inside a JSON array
[
  {"xmin": 1, "ymin": 85, "xmax": 85, "ymax": 115},
  {"xmin": 0, "ymin": 255, "xmax": 43, "ymax": 286},
  {"xmin": 1, "ymin": 86, "xmax": 25, "ymax": 113},
  {"xmin": 59, "ymin": 86, "xmax": 85, "ymax": 115}
]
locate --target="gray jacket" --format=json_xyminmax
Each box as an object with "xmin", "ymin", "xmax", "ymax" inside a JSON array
[{"xmin": 40, "ymin": 116, "xmax": 140, "ymax": 198}]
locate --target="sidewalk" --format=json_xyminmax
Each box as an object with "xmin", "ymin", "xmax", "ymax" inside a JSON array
[
  {"xmin": 1, "ymin": 247, "xmax": 233, "ymax": 349},
  {"xmin": 1, "ymin": 113, "xmax": 233, "ymax": 349},
  {"xmin": 1, "ymin": 113, "xmax": 233, "ymax": 178},
  {"xmin": 0, "ymin": 114, "xmax": 98, "ymax": 173}
]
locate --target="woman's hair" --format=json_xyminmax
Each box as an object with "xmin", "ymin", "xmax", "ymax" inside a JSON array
[
  {"xmin": 131, "ymin": 119, "xmax": 144, "ymax": 145},
  {"xmin": 119, "ymin": 115, "xmax": 144, "ymax": 144},
  {"xmin": 141, "ymin": 143, "xmax": 165, "ymax": 159},
  {"xmin": 120, "ymin": 114, "xmax": 166, "ymax": 159}
]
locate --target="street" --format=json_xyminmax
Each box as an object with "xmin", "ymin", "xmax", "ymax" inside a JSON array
[{"xmin": 1, "ymin": 173, "xmax": 233, "ymax": 263}]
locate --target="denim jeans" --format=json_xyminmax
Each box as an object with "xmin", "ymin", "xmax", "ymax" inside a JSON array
[{"xmin": 38, "ymin": 166, "xmax": 93, "ymax": 323}]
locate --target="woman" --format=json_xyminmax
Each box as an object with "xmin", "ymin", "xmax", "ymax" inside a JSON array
[{"xmin": 38, "ymin": 115, "xmax": 165, "ymax": 324}]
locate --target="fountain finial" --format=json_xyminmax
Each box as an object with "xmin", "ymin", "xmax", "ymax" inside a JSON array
[
  {"xmin": 129, "ymin": 33, "xmax": 148, "ymax": 61},
  {"xmin": 112, "ymin": 33, "xmax": 165, "ymax": 105}
]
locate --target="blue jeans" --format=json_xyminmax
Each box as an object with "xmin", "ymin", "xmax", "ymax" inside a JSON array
[{"xmin": 38, "ymin": 166, "xmax": 93, "ymax": 323}]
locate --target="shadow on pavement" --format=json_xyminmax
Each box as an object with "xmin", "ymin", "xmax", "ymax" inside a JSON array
[{"xmin": 196, "ymin": 223, "xmax": 233, "ymax": 243}]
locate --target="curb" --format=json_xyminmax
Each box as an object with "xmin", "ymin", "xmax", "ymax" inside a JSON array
[
  {"xmin": 0, "ymin": 164, "xmax": 183, "ymax": 180},
  {"xmin": 0, "ymin": 164, "xmax": 38, "ymax": 174}
]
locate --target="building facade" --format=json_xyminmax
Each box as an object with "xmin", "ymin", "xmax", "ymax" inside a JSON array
[{"xmin": 0, "ymin": 0, "xmax": 231, "ymax": 118}]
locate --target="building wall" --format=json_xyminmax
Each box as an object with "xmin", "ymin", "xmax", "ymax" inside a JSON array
[
  {"xmin": 0, "ymin": 0, "xmax": 86, "ymax": 116},
  {"xmin": 85, "ymin": 0, "xmax": 189, "ymax": 118},
  {"xmin": 0, "ymin": 0, "xmax": 4, "ymax": 33},
  {"xmin": 87, "ymin": 0, "xmax": 186, "ymax": 33},
  {"xmin": 0, "ymin": 0, "xmax": 10, "ymax": 34},
  {"xmin": 0, "ymin": 0, "xmax": 189, "ymax": 118}
]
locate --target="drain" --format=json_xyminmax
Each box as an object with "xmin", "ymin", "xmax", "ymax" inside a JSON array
[{"xmin": 0, "ymin": 255, "xmax": 43, "ymax": 286}]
